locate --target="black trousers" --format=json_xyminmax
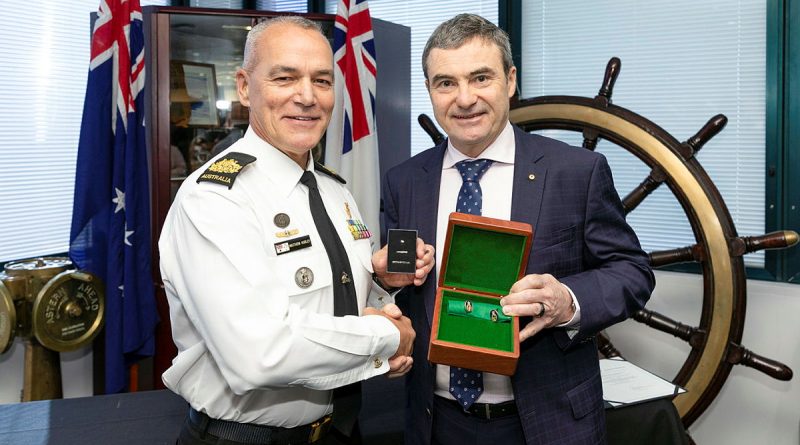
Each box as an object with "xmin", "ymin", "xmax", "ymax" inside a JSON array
[
  {"xmin": 177, "ymin": 415, "xmax": 360, "ymax": 445},
  {"xmin": 431, "ymin": 396, "xmax": 525, "ymax": 445}
]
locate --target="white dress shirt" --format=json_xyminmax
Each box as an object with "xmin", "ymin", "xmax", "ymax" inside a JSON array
[
  {"xmin": 159, "ymin": 128, "xmax": 399, "ymax": 427},
  {"xmin": 433, "ymin": 122, "xmax": 580, "ymax": 404}
]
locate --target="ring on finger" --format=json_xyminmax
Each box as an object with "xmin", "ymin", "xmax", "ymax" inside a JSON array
[{"xmin": 535, "ymin": 302, "xmax": 546, "ymax": 318}]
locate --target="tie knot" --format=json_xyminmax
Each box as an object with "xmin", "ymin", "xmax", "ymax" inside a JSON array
[
  {"xmin": 455, "ymin": 159, "xmax": 493, "ymax": 183},
  {"xmin": 300, "ymin": 170, "xmax": 318, "ymax": 190}
]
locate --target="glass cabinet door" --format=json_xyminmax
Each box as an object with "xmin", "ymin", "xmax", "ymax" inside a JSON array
[{"xmin": 146, "ymin": 8, "xmax": 334, "ymax": 205}]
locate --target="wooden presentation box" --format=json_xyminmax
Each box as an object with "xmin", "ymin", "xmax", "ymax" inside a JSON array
[{"xmin": 428, "ymin": 212, "xmax": 533, "ymax": 376}]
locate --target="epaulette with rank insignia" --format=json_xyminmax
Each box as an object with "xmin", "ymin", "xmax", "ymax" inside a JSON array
[
  {"xmin": 314, "ymin": 161, "xmax": 346, "ymax": 184},
  {"xmin": 197, "ymin": 152, "xmax": 256, "ymax": 189}
]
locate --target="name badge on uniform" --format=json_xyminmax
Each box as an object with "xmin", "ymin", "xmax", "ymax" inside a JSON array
[
  {"xmin": 344, "ymin": 202, "xmax": 371, "ymax": 240},
  {"xmin": 275, "ymin": 235, "xmax": 312, "ymax": 255}
]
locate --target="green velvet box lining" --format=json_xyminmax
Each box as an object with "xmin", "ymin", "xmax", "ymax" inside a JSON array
[
  {"xmin": 442, "ymin": 225, "xmax": 527, "ymax": 296},
  {"xmin": 436, "ymin": 290, "xmax": 514, "ymax": 352}
]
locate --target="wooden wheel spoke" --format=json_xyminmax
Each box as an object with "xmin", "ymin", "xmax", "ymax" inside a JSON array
[
  {"xmin": 583, "ymin": 57, "xmax": 622, "ymax": 150},
  {"xmin": 678, "ymin": 114, "xmax": 727, "ymax": 160},
  {"xmin": 624, "ymin": 115, "xmax": 725, "ymax": 214},
  {"xmin": 597, "ymin": 331, "xmax": 623, "ymax": 358},
  {"xmin": 647, "ymin": 232, "xmax": 796, "ymax": 267},
  {"xmin": 729, "ymin": 230, "xmax": 799, "ymax": 256},
  {"xmin": 648, "ymin": 244, "xmax": 705, "ymax": 268},
  {"xmin": 582, "ymin": 129, "xmax": 599, "ymax": 151},
  {"xmin": 594, "ymin": 57, "xmax": 621, "ymax": 107},
  {"xmin": 622, "ymin": 168, "xmax": 667, "ymax": 214},
  {"xmin": 633, "ymin": 308, "xmax": 706, "ymax": 350},
  {"xmin": 727, "ymin": 342, "xmax": 793, "ymax": 381}
]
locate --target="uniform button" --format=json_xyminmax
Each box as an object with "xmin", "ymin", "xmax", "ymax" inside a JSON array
[{"xmin": 373, "ymin": 358, "xmax": 383, "ymax": 368}]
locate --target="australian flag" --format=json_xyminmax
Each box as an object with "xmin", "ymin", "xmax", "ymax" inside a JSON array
[
  {"xmin": 325, "ymin": 0, "xmax": 380, "ymax": 244},
  {"xmin": 69, "ymin": 0, "xmax": 158, "ymax": 394}
]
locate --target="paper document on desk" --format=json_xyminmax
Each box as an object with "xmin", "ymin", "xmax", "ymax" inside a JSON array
[{"xmin": 600, "ymin": 357, "xmax": 686, "ymax": 408}]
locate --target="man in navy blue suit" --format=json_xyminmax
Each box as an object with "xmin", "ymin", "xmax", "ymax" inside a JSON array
[{"xmin": 382, "ymin": 13, "xmax": 655, "ymax": 445}]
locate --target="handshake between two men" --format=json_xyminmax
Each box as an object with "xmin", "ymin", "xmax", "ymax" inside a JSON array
[{"xmin": 363, "ymin": 237, "xmax": 579, "ymax": 379}]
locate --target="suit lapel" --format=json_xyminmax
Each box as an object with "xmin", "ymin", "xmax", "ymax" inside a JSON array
[
  {"xmin": 510, "ymin": 126, "xmax": 546, "ymax": 231},
  {"xmin": 414, "ymin": 142, "xmax": 445, "ymax": 325}
]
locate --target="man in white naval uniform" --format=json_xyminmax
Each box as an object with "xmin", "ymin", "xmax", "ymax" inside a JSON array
[{"xmin": 159, "ymin": 16, "xmax": 433, "ymax": 445}]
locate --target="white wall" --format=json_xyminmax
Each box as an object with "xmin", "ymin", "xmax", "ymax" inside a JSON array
[
  {"xmin": 1, "ymin": 270, "xmax": 799, "ymax": 444},
  {"xmin": 607, "ymin": 270, "xmax": 800, "ymax": 444},
  {"xmin": 0, "ymin": 340, "xmax": 93, "ymax": 403}
]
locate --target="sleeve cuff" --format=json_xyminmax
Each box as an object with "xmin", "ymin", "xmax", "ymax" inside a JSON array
[
  {"xmin": 368, "ymin": 273, "xmax": 402, "ymax": 309},
  {"xmin": 556, "ymin": 284, "xmax": 581, "ymax": 338},
  {"xmin": 294, "ymin": 315, "xmax": 400, "ymax": 389}
]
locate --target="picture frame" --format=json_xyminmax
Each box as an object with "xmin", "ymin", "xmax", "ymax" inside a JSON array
[{"xmin": 171, "ymin": 61, "xmax": 219, "ymax": 127}]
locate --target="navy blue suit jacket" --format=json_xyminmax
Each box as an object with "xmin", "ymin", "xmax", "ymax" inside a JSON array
[{"xmin": 382, "ymin": 126, "xmax": 655, "ymax": 445}]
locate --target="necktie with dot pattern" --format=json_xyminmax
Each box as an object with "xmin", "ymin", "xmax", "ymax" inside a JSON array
[{"xmin": 449, "ymin": 158, "xmax": 493, "ymax": 410}]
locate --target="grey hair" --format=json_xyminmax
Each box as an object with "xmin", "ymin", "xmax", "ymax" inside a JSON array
[
  {"xmin": 422, "ymin": 13, "xmax": 514, "ymax": 79},
  {"xmin": 242, "ymin": 16, "xmax": 325, "ymax": 71}
]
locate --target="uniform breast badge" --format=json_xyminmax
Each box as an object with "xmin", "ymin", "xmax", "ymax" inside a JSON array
[
  {"xmin": 273, "ymin": 213, "xmax": 300, "ymax": 238},
  {"xmin": 344, "ymin": 202, "xmax": 371, "ymax": 240},
  {"xmin": 295, "ymin": 267, "xmax": 314, "ymax": 288},
  {"xmin": 273, "ymin": 213, "xmax": 291, "ymax": 228}
]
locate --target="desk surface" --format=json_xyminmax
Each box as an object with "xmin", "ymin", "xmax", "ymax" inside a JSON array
[
  {"xmin": 0, "ymin": 390, "xmax": 187, "ymax": 445},
  {"xmin": 0, "ymin": 377, "xmax": 404, "ymax": 445},
  {"xmin": 0, "ymin": 382, "xmax": 686, "ymax": 445}
]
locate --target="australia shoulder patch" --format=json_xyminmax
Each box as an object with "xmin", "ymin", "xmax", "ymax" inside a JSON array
[
  {"xmin": 197, "ymin": 152, "xmax": 256, "ymax": 189},
  {"xmin": 314, "ymin": 161, "xmax": 346, "ymax": 184}
]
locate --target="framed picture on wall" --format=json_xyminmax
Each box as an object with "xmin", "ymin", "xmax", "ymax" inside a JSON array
[{"xmin": 171, "ymin": 61, "xmax": 219, "ymax": 127}]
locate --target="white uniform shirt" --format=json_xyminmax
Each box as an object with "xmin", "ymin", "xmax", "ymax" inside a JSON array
[{"xmin": 159, "ymin": 128, "xmax": 399, "ymax": 427}]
